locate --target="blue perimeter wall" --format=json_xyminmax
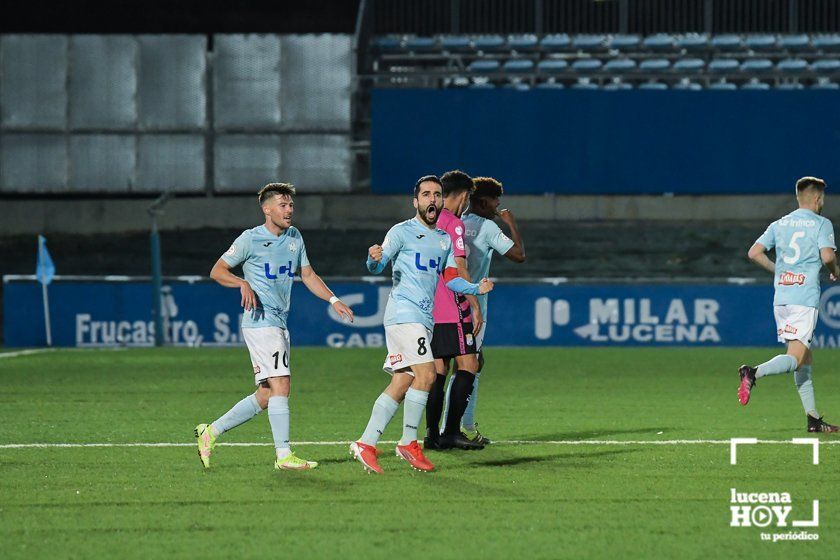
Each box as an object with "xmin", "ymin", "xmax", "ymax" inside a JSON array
[
  {"xmin": 371, "ymin": 89, "xmax": 840, "ymax": 195},
  {"xmin": 8, "ymin": 280, "xmax": 840, "ymax": 348}
]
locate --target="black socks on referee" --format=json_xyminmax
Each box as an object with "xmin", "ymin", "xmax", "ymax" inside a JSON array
[
  {"xmin": 444, "ymin": 370, "xmax": 476, "ymax": 436},
  {"xmin": 425, "ymin": 373, "xmax": 447, "ymax": 440}
]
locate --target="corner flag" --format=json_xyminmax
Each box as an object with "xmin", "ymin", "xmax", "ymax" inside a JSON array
[
  {"xmin": 36, "ymin": 235, "xmax": 55, "ymax": 285},
  {"xmin": 36, "ymin": 235, "xmax": 55, "ymax": 346}
]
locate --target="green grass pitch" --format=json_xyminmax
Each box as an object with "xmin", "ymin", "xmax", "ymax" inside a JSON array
[{"xmin": 1, "ymin": 347, "xmax": 839, "ymax": 559}]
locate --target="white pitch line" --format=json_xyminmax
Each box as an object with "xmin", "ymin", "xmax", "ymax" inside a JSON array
[
  {"xmin": 0, "ymin": 349, "xmax": 56, "ymax": 359},
  {"xmin": 3, "ymin": 439, "xmax": 840, "ymax": 449}
]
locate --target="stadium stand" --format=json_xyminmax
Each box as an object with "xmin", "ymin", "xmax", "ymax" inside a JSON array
[{"xmin": 368, "ymin": 33, "xmax": 840, "ymax": 90}]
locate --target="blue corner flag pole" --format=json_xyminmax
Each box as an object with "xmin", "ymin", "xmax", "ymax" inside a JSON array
[{"xmin": 36, "ymin": 235, "xmax": 56, "ymax": 346}]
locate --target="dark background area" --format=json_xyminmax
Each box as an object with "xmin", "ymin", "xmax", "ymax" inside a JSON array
[{"xmin": 1, "ymin": 0, "xmax": 360, "ymax": 34}]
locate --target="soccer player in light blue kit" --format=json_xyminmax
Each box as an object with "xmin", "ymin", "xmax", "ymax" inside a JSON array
[
  {"xmin": 195, "ymin": 183, "xmax": 355, "ymax": 470},
  {"xmin": 350, "ymin": 175, "xmax": 494, "ymax": 474},
  {"xmin": 740, "ymin": 176, "xmax": 840, "ymax": 433}
]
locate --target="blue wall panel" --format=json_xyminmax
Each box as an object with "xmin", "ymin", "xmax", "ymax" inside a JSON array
[
  {"xmin": 8, "ymin": 279, "xmax": 840, "ymax": 348},
  {"xmin": 371, "ymin": 89, "xmax": 840, "ymax": 194}
]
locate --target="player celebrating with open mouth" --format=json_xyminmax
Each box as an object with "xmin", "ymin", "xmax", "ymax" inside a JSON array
[
  {"xmin": 739, "ymin": 176, "xmax": 840, "ymax": 433},
  {"xmin": 350, "ymin": 175, "xmax": 494, "ymax": 474}
]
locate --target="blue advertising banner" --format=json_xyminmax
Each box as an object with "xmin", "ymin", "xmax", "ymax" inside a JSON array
[{"xmin": 6, "ymin": 279, "xmax": 840, "ymax": 348}]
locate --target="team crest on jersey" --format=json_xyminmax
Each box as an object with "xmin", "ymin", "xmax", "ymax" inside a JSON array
[
  {"xmin": 779, "ymin": 272, "xmax": 806, "ymax": 286},
  {"xmin": 389, "ymin": 353, "xmax": 403, "ymax": 366},
  {"xmin": 289, "ymin": 241, "xmax": 298, "ymax": 253},
  {"xmin": 226, "ymin": 244, "xmax": 236, "ymax": 255},
  {"xmin": 440, "ymin": 240, "xmax": 448, "ymax": 250},
  {"xmin": 456, "ymin": 238, "xmax": 464, "ymax": 250},
  {"xmin": 455, "ymin": 226, "xmax": 463, "ymax": 235}
]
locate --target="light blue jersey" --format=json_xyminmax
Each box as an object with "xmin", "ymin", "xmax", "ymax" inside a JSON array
[
  {"xmin": 221, "ymin": 225, "xmax": 310, "ymax": 329},
  {"xmin": 756, "ymin": 208, "xmax": 836, "ymax": 308},
  {"xmin": 462, "ymin": 213, "xmax": 515, "ymax": 320},
  {"xmin": 367, "ymin": 217, "xmax": 457, "ymax": 330}
]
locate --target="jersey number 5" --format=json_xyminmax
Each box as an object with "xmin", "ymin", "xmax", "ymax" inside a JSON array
[{"xmin": 783, "ymin": 231, "xmax": 805, "ymax": 264}]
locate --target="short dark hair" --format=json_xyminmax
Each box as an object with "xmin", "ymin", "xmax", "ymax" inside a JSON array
[
  {"xmin": 440, "ymin": 170, "xmax": 475, "ymax": 197},
  {"xmin": 796, "ymin": 176, "xmax": 827, "ymax": 194},
  {"xmin": 471, "ymin": 176, "xmax": 504, "ymax": 200},
  {"xmin": 413, "ymin": 175, "xmax": 442, "ymax": 198},
  {"xmin": 258, "ymin": 182, "xmax": 296, "ymax": 205}
]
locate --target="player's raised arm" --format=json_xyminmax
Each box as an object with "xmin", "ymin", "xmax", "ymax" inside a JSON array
[
  {"xmin": 498, "ymin": 209, "xmax": 526, "ymax": 263},
  {"xmin": 366, "ymin": 226, "xmax": 402, "ymax": 274},
  {"xmin": 299, "ymin": 265, "xmax": 354, "ymax": 322}
]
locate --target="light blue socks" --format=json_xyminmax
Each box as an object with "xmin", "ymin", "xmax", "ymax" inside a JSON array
[
  {"xmin": 211, "ymin": 394, "xmax": 263, "ymax": 436},
  {"xmin": 400, "ymin": 388, "xmax": 429, "ymax": 446},
  {"xmin": 268, "ymin": 396, "xmax": 290, "ymax": 458},
  {"xmin": 360, "ymin": 393, "xmax": 400, "ymax": 446},
  {"xmin": 755, "ymin": 354, "xmax": 798, "ymax": 378},
  {"xmin": 794, "ymin": 365, "xmax": 818, "ymax": 417}
]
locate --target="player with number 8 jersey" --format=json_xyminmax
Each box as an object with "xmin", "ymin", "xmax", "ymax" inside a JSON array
[
  {"xmin": 195, "ymin": 182, "xmax": 355, "ymax": 471},
  {"xmin": 739, "ymin": 176, "xmax": 840, "ymax": 433},
  {"xmin": 350, "ymin": 175, "xmax": 495, "ymax": 474}
]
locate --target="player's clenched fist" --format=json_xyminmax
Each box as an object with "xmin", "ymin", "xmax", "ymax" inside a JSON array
[
  {"xmin": 478, "ymin": 278, "xmax": 494, "ymax": 295},
  {"xmin": 369, "ymin": 244, "xmax": 383, "ymax": 262}
]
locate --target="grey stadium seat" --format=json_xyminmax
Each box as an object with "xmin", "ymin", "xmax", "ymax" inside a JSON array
[
  {"xmin": 467, "ymin": 60, "xmax": 501, "ymax": 73},
  {"xmin": 540, "ymin": 34, "xmax": 571, "ymax": 51},
  {"xmin": 638, "ymin": 81, "xmax": 668, "ymax": 90},
  {"xmin": 673, "ymin": 80, "xmax": 703, "ymax": 90},
  {"xmin": 572, "ymin": 34, "xmax": 607, "ymax": 52},
  {"xmin": 571, "ymin": 59, "xmax": 603, "ymax": 72},
  {"xmin": 740, "ymin": 59, "xmax": 773, "ymax": 72},
  {"xmin": 741, "ymin": 79, "xmax": 770, "ymax": 90},
  {"xmin": 405, "ymin": 37, "xmax": 437, "ymax": 52},
  {"xmin": 374, "ymin": 36, "xmax": 403, "ymax": 52},
  {"xmin": 571, "ymin": 79, "xmax": 599, "ymax": 89},
  {"xmin": 503, "ymin": 82, "xmax": 531, "ymax": 90},
  {"xmin": 778, "ymin": 34, "xmax": 812, "ymax": 52},
  {"xmin": 503, "ymin": 59, "xmax": 535, "ymax": 73},
  {"xmin": 811, "ymin": 59, "xmax": 840, "ymax": 73},
  {"xmin": 672, "ymin": 58, "xmax": 705, "ymax": 73},
  {"xmin": 812, "ymin": 81, "xmax": 840, "ymax": 89},
  {"xmin": 603, "ymin": 80, "xmax": 633, "ymax": 90},
  {"xmin": 535, "ymin": 81, "xmax": 565, "ymax": 89},
  {"xmin": 776, "ymin": 81, "xmax": 804, "ymax": 89},
  {"xmin": 708, "ymin": 58, "xmax": 739, "ymax": 73},
  {"xmin": 643, "ymin": 33, "xmax": 675, "ymax": 51},
  {"xmin": 610, "ymin": 35, "xmax": 641, "ymax": 51},
  {"xmin": 508, "ymin": 35, "xmax": 538, "ymax": 52},
  {"xmin": 440, "ymin": 36, "xmax": 472, "ymax": 53},
  {"xmin": 469, "ymin": 82, "xmax": 496, "ymax": 89},
  {"xmin": 639, "ymin": 58, "xmax": 670, "ymax": 72},
  {"xmin": 604, "ymin": 59, "xmax": 636, "ymax": 73},
  {"xmin": 745, "ymin": 35, "xmax": 776, "ymax": 51},
  {"xmin": 537, "ymin": 59, "xmax": 569, "ymax": 74},
  {"xmin": 708, "ymin": 81, "xmax": 737, "ymax": 90},
  {"xmin": 677, "ymin": 34, "xmax": 709, "ymax": 51},
  {"xmin": 776, "ymin": 58, "xmax": 808, "ymax": 72},
  {"xmin": 711, "ymin": 34, "xmax": 742, "ymax": 51},
  {"xmin": 474, "ymin": 35, "xmax": 506, "ymax": 53},
  {"xmin": 814, "ymin": 35, "xmax": 840, "ymax": 52}
]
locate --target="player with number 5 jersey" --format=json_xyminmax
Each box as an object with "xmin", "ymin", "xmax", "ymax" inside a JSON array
[
  {"xmin": 739, "ymin": 176, "xmax": 840, "ymax": 433},
  {"xmin": 350, "ymin": 175, "xmax": 495, "ymax": 474},
  {"xmin": 195, "ymin": 182, "xmax": 355, "ymax": 472}
]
